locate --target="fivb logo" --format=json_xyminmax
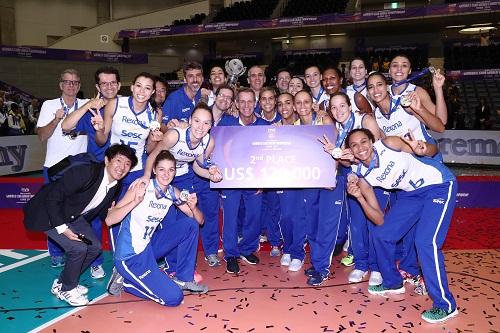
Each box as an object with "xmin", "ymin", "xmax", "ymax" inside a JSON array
[
  {"xmin": 0, "ymin": 145, "xmax": 27, "ymax": 172},
  {"xmin": 433, "ymin": 198, "xmax": 445, "ymax": 204}
]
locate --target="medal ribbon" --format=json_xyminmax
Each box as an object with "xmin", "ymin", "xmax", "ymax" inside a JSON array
[
  {"xmin": 336, "ymin": 112, "xmax": 354, "ymax": 148},
  {"xmin": 392, "ymin": 67, "xmax": 432, "ymax": 88},
  {"xmin": 356, "ymin": 146, "xmax": 379, "ymax": 178},
  {"xmin": 128, "ymin": 96, "xmax": 154, "ymax": 129}
]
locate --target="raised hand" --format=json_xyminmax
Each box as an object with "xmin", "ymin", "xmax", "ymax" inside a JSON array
[
  {"xmin": 89, "ymin": 108, "xmax": 104, "ymax": 132},
  {"xmin": 186, "ymin": 192, "xmax": 198, "ymax": 209},
  {"xmin": 402, "ymin": 129, "xmax": 427, "ymax": 156},
  {"xmin": 317, "ymin": 134, "xmax": 335, "ymax": 155},
  {"xmin": 347, "ymin": 181, "xmax": 362, "ymax": 199},
  {"xmin": 432, "ymin": 68, "xmax": 445, "ymax": 90},
  {"xmin": 408, "ymin": 92, "xmax": 422, "ymax": 113},
  {"xmin": 133, "ymin": 182, "xmax": 146, "ymax": 204}
]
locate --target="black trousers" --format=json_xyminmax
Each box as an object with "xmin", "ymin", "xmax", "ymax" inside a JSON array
[{"xmin": 45, "ymin": 216, "xmax": 101, "ymax": 291}]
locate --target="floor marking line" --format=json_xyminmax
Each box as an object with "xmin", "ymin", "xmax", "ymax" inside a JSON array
[
  {"xmin": 28, "ymin": 293, "xmax": 109, "ymax": 333},
  {"xmin": 0, "ymin": 252, "xmax": 49, "ymax": 273},
  {"xmin": 0, "ymin": 249, "xmax": 29, "ymax": 259}
]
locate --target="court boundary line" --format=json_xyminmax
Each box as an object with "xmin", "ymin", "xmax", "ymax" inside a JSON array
[
  {"xmin": 27, "ymin": 293, "xmax": 109, "ymax": 333},
  {"xmin": 0, "ymin": 251, "xmax": 49, "ymax": 273}
]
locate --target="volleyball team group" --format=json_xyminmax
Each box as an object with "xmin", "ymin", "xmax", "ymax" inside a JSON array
[{"xmin": 33, "ymin": 54, "xmax": 459, "ymax": 324}]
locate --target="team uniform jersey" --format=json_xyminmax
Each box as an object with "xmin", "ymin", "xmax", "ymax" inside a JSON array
[
  {"xmin": 110, "ymin": 96, "xmax": 153, "ymax": 172},
  {"xmin": 354, "ymin": 140, "xmax": 455, "ymax": 192},
  {"xmin": 162, "ymin": 86, "xmax": 201, "ymax": 123},
  {"xmin": 115, "ymin": 181, "xmax": 174, "ymax": 261},
  {"xmin": 374, "ymin": 103, "xmax": 434, "ymax": 143},
  {"xmin": 170, "ymin": 127, "xmax": 210, "ymax": 177},
  {"xmin": 37, "ymin": 97, "xmax": 89, "ymax": 167},
  {"xmin": 258, "ymin": 111, "xmax": 282, "ymax": 124}
]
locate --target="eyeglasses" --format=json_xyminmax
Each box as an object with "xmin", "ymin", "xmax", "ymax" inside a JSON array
[
  {"xmin": 61, "ymin": 80, "xmax": 80, "ymax": 86},
  {"xmin": 99, "ymin": 81, "xmax": 119, "ymax": 88},
  {"xmin": 217, "ymin": 94, "xmax": 233, "ymax": 101}
]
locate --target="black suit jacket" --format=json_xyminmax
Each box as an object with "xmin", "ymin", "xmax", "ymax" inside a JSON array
[{"xmin": 23, "ymin": 163, "xmax": 122, "ymax": 231}]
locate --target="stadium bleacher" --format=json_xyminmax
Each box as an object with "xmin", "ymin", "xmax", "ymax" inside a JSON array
[
  {"xmin": 282, "ymin": 0, "xmax": 348, "ymax": 17},
  {"xmin": 212, "ymin": 0, "xmax": 279, "ymax": 22}
]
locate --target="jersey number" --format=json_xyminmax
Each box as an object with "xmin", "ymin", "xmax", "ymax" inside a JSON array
[{"xmin": 142, "ymin": 226, "xmax": 156, "ymax": 240}]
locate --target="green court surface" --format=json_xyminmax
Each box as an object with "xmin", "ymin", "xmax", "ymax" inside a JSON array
[{"xmin": 0, "ymin": 250, "xmax": 113, "ymax": 333}]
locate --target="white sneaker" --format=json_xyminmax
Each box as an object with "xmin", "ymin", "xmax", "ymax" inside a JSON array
[
  {"xmin": 58, "ymin": 287, "xmax": 89, "ymax": 306},
  {"xmin": 368, "ymin": 271, "xmax": 383, "ymax": 286},
  {"xmin": 90, "ymin": 265, "xmax": 106, "ymax": 279},
  {"xmin": 288, "ymin": 259, "xmax": 304, "ymax": 272},
  {"xmin": 348, "ymin": 269, "xmax": 368, "ymax": 283},
  {"xmin": 280, "ymin": 253, "xmax": 291, "ymax": 266},
  {"xmin": 51, "ymin": 279, "xmax": 88, "ymax": 295}
]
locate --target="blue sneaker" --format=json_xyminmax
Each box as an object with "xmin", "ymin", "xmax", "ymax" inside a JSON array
[
  {"xmin": 51, "ymin": 256, "xmax": 65, "ymax": 268},
  {"xmin": 421, "ymin": 307, "xmax": 458, "ymax": 323},
  {"xmin": 368, "ymin": 283, "xmax": 405, "ymax": 295},
  {"xmin": 307, "ymin": 271, "xmax": 329, "ymax": 286},
  {"xmin": 304, "ymin": 266, "xmax": 316, "ymax": 277}
]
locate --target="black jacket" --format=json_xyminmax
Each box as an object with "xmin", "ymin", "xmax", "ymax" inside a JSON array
[{"xmin": 23, "ymin": 163, "xmax": 122, "ymax": 231}]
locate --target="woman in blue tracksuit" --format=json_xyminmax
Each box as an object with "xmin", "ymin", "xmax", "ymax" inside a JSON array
[
  {"xmin": 319, "ymin": 92, "xmax": 387, "ymax": 286},
  {"xmin": 368, "ymin": 71, "xmax": 445, "ymax": 293},
  {"xmin": 293, "ymin": 90, "xmax": 342, "ymax": 286},
  {"xmin": 275, "ymin": 92, "xmax": 300, "ymax": 267},
  {"xmin": 106, "ymin": 150, "xmax": 207, "ymax": 305},
  {"xmin": 345, "ymin": 128, "xmax": 458, "ymax": 324}
]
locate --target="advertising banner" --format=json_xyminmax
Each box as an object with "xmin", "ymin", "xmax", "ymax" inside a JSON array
[
  {"xmin": 430, "ymin": 130, "xmax": 500, "ymax": 165},
  {"xmin": 0, "ymin": 135, "xmax": 45, "ymax": 176}
]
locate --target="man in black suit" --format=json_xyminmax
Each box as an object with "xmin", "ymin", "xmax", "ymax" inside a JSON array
[{"xmin": 23, "ymin": 144, "xmax": 137, "ymax": 306}]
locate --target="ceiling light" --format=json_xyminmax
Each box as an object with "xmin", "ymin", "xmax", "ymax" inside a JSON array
[
  {"xmin": 272, "ymin": 36, "xmax": 287, "ymax": 40},
  {"xmin": 291, "ymin": 35, "xmax": 307, "ymax": 38},
  {"xmin": 329, "ymin": 33, "xmax": 346, "ymax": 36},
  {"xmin": 471, "ymin": 22, "xmax": 492, "ymax": 26},
  {"xmin": 459, "ymin": 26, "xmax": 497, "ymax": 34},
  {"xmin": 445, "ymin": 25, "xmax": 466, "ymax": 29},
  {"xmin": 310, "ymin": 34, "xmax": 326, "ymax": 37}
]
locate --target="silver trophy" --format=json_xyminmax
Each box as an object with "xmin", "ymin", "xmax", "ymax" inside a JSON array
[{"xmin": 225, "ymin": 58, "xmax": 246, "ymax": 88}]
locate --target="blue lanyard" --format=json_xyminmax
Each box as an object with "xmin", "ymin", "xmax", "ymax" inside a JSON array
[
  {"xmin": 128, "ymin": 96, "xmax": 153, "ymax": 129},
  {"xmin": 353, "ymin": 81, "xmax": 366, "ymax": 92},
  {"xmin": 392, "ymin": 67, "xmax": 432, "ymax": 88},
  {"xmin": 356, "ymin": 147, "xmax": 379, "ymax": 178},
  {"xmin": 313, "ymin": 87, "xmax": 325, "ymax": 103},
  {"xmin": 59, "ymin": 98, "xmax": 78, "ymax": 117},
  {"xmin": 336, "ymin": 113, "xmax": 355, "ymax": 148},
  {"xmin": 389, "ymin": 97, "xmax": 401, "ymax": 115},
  {"xmin": 153, "ymin": 179, "xmax": 177, "ymax": 202}
]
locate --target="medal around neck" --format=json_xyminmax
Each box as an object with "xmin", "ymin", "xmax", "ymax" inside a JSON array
[
  {"xmin": 331, "ymin": 147, "xmax": 343, "ymax": 159},
  {"xmin": 225, "ymin": 59, "xmax": 246, "ymax": 88},
  {"xmin": 400, "ymin": 95, "xmax": 412, "ymax": 108},
  {"xmin": 179, "ymin": 189, "xmax": 190, "ymax": 202},
  {"xmin": 347, "ymin": 172, "xmax": 359, "ymax": 184},
  {"xmin": 150, "ymin": 120, "xmax": 161, "ymax": 131}
]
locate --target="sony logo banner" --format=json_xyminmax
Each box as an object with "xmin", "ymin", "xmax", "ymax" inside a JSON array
[{"xmin": 0, "ymin": 135, "xmax": 46, "ymax": 175}]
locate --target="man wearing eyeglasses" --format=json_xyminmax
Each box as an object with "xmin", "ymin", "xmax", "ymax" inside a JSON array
[
  {"xmin": 37, "ymin": 68, "xmax": 89, "ymax": 269},
  {"xmin": 60, "ymin": 67, "xmax": 122, "ymax": 279}
]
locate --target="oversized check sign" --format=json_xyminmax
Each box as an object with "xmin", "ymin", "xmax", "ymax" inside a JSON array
[{"xmin": 210, "ymin": 125, "xmax": 338, "ymax": 188}]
